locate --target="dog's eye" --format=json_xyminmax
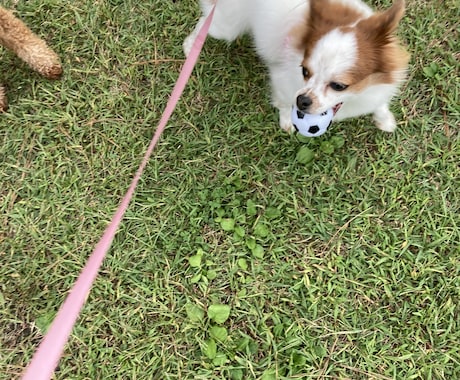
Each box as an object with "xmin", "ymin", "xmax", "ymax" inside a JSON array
[
  {"xmin": 301, "ymin": 66, "xmax": 309, "ymax": 78},
  {"xmin": 330, "ymin": 82, "xmax": 348, "ymax": 91}
]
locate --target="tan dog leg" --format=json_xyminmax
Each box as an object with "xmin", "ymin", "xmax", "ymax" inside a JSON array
[
  {"xmin": 0, "ymin": 6, "xmax": 62, "ymax": 79},
  {"xmin": 0, "ymin": 85, "xmax": 7, "ymax": 111}
]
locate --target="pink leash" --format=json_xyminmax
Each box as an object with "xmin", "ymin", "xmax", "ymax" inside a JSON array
[{"xmin": 22, "ymin": 6, "xmax": 215, "ymax": 379}]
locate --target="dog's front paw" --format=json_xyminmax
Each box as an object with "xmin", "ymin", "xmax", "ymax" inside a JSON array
[
  {"xmin": 42, "ymin": 62, "xmax": 63, "ymax": 79},
  {"xmin": 279, "ymin": 108, "xmax": 295, "ymax": 133},
  {"xmin": 183, "ymin": 34, "xmax": 195, "ymax": 57},
  {"xmin": 373, "ymin": 105, "xmax": 397, "ymax": 132}
]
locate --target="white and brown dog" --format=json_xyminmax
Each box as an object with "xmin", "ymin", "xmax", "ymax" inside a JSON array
[{"xmin": 184, "ymin": 0, "xmax": 409, "ymax": 133}]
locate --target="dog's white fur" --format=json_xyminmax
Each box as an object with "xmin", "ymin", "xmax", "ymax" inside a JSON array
[{"xmin": 184, "ymin": 0, "xmax": 408, "ymax": 133}]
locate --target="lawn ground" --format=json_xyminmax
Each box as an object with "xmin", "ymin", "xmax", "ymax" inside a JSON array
[{"xmin": 0, "ymin": 0, "xmax": 459, "ymax": 379}]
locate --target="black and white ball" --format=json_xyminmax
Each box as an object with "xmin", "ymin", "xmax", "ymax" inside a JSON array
[{"xmin": 291, "ymin": 106, "xmax": 333, "ymax": 137}]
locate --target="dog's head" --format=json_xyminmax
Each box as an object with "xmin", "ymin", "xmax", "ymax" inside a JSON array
[{"xmin": 294, "ymin": 0, "xmax": 409, "ymax": 115}]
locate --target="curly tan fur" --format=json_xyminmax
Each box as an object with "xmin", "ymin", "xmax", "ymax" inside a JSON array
[
  {"xmin": 0, "ymin": 6, "xmax": 62, "ymax": 111},
  {"xmin": 0, "ymin": 85, "xmax": 7, "ymax": 111}
]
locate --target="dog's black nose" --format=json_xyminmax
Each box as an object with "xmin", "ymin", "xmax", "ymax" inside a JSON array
[{"xmin": 296, "ymin": 94, "xmax": 312, "ymax": 111}]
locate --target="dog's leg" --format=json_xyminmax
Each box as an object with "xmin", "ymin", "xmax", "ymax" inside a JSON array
[
  {"xmin": 373, "ymin": 104, "xmax": 397, "ymax": 132},
  {"xmin": 184, "ymin": 0, "xmax": 221, "ymax": 57},
  {"xmin": 184, "ymin": 0, "xmax": 251, "ymax": 57},
  {"xmin": 269, "ymin": 63, "xmax": 302, "ymax": 133},
  {"xmin": 0, "ymin": 85, "xmax": 7, "ymax": 112},
  {"xmin": 275, "ymin": 104, "xmax": 295, "ymax": 133},
  {"xmin": 183, "ymin": 16, "xmax": 206, "ymax": 57},
  {"xmin": 0, "ymin": 6, "xmax": 62, "ymax": 79}
]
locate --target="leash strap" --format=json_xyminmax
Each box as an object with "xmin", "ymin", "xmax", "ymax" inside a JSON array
[{"xmin": 22, "ymin": 6, "xmax": 215, "ymax": 379}]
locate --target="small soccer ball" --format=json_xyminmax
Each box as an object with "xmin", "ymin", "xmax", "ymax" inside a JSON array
[{"xmin": 291, "ymin": 106, "xmax": 333, "ymax": 137}]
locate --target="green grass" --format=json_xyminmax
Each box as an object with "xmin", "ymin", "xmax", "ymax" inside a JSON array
[{"xmin": 1, "ymin": 0, "xmax": 459, "ymax": 379}]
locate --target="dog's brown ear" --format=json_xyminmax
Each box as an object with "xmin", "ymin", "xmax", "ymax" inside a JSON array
[
  {"xmin": 357, "ymin": 0, "xmax": 405, "ymax": 42},
  {"xmin": 309, "ymin": 0, "xmax": 369, "ymax": 29},
  {"xmin": 309, "ymin": 0, "xmax": 325, "ymax": 15},
  {"xmin": 308, "ymin": 0, "xmax": 329, "ymax": 23}
]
